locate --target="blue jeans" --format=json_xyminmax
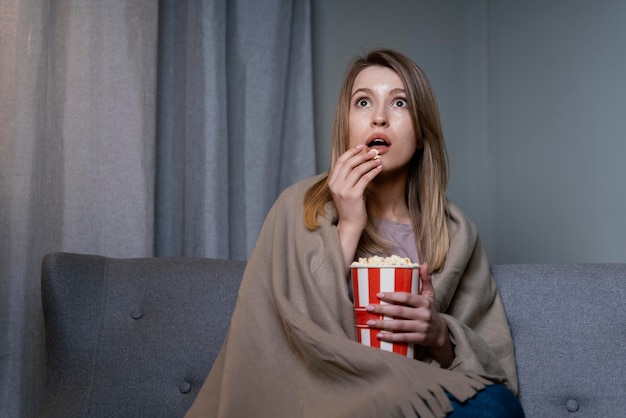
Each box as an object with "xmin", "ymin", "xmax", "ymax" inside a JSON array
[{"xmin": 447, "ymin": 383, "xmax": 525, "ymax": 417}]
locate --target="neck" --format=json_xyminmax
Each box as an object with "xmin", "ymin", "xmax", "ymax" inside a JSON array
[{"xmin": 367, "ymin": 172, "xmax": 411, "ymax": 224}]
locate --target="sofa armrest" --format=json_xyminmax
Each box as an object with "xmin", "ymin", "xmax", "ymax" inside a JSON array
[
  {"xmin": 492, "ymin": 263, "xmax": 626, "ymax": 417},
  {"xmin": 40, "ymin": 252, "xmax": 246, "ymax": 418}
]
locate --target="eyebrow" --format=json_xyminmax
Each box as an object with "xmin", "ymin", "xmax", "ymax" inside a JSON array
[{"xmin": 351, "ymin": 87, "xmax": 406, "ymax": 98}]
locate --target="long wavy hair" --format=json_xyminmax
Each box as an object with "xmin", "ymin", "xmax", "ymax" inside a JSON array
[{"xmin": 303, "ymin": 49, "xmax": 450, "ymax": 271}]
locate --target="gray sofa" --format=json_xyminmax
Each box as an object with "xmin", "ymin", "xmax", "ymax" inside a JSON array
[{"xmin": 39, "ymin": 252, "xmax": 626, "ymax": 417}]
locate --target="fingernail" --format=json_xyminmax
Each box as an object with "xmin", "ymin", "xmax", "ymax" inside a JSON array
[
  {"xmin": 366, "ymin": 305, "xmax": 374, "ymax": 312},
  {"xmin": 355, "ymin": 144, "xmax": 364, "ymax": 150},
  {"xmin": 366, "ymin": 320, "xmax": 376, "ymax": 326},
  {"xmin": 376, "ymin": 292, "xmax": 384, "ymax": 298}
]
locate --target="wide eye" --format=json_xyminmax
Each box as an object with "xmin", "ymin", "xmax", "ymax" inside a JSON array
[
  {"xmin": 394, "ymin": 98, "xmax": 408, "ymax": 108},
  {"xmin": 355, "ymin": 97, "xmax": 370, "ymax": 107}
]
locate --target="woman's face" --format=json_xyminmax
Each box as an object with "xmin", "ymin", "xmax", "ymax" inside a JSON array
[{"xmin": 348, "ymin": 65, "xmax": 417, "ymax": 174}]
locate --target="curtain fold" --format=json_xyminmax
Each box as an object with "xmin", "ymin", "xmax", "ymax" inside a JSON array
[
  {"xmin": 0, "ymin": 1, "xmax": 314, "ymax": 416},
  {"xmin": 1, "ymin": 2, "xmax": 160, "ymax": 416},
  {"xmin": 156, "ymin": 0, "xmax": 315, "ymax": 260}
]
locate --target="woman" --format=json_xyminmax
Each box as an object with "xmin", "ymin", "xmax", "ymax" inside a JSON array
[{"xmin": 186, "ymin": 49, "xmax": 523, "ymax": 417}]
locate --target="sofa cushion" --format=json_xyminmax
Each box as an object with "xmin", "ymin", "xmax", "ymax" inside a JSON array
[
  {"xmin": 492, "ymin": 264, "xmax": 626, "ymax": 417},
  {"xmin": 40, "ymin": 254, "xmax": 626, "ymax": 417},
  {"xmin": 40, "ymin": 253, "xmax": 246, "ymax": 418}
]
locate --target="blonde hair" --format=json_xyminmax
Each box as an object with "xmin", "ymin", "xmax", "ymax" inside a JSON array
[{"xmin": 304, "ymin": 49, "xmax": 450, "ymax": 271}]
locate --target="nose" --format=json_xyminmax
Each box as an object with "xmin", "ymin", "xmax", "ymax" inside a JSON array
[{"xmin": 372, "ymin": 107, "xmax": 388, "ymax": 127}]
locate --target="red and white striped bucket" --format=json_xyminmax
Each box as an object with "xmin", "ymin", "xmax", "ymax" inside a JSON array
[{"xmin": 351, "ymin": 266, "xmax": 420, "ymax": 358}]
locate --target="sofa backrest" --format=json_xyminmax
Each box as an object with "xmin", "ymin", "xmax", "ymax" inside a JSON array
[
  {"xmin": 40, "ymin": 253, "xmax": 626, "ymax": 417},
  {"xmin": 492, "ymin": 263, "xmax": 626, "ymax": 417},
  {"xmin": 40, "ymin": 253, "xmax": 247, "ymax": 418}
]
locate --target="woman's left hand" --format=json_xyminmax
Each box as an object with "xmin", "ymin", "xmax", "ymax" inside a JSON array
[{"xmin": 365, "ymin": 263, "xmax": 454, "ymax": 367}]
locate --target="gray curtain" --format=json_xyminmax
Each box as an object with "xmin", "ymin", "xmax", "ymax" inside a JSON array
[
  {"xmin": 156, "ymin": 0, "xmax": 315, "ymax": 259},
  {"xmin": 0, "ymin": 0, "xmax": 315, "ymax": 416}
]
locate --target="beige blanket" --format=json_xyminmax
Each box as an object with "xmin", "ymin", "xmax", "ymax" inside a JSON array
[{"xmin": 186, "ymin": 175, "xmax": 518, "ymax": 417}]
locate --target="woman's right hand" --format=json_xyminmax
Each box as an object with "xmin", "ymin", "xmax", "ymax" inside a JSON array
[{"xmin": 328, "ymin": 145, "xmax": 382, "ymax": 267}]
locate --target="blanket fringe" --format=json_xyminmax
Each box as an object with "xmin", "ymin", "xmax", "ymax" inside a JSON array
[{"xmin": 407, "ymin": 373, "xmax": 495, "ymax": 417}]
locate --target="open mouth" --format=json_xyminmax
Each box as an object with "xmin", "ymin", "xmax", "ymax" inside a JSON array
[{"xmin": 367, "ymin": 138, "xmax": 390, "ymax": 148}]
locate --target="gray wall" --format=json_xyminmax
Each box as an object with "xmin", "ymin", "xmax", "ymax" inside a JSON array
[{"xmin": 312, "ymin": 0, "xmax": 626, "ymax": 264}]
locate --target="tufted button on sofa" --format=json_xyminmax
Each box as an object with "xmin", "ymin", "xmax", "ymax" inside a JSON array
[
  {"xmin": 566, "ymin": 399, "xmax": 580, "ymax": 412},
  {"xmin": 39, "ymin": 253, "xmax": 626, "ymax": 417},
  {"xmin": 39, "ymin": 253, "xmax": 245, "ymax": 418},
  {"xmin": 491, "ymin": 263, "xmax": 626, "ymax": 417}
]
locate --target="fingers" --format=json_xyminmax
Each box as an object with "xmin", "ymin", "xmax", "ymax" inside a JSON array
[
  {"xmin": 373, "ymin": 290, "xmax": 430, "ymax": 308},
  {"xmin": 366, "ymin": 294, "xmax": 433, "ymax": 319},
  {"xmin": 365, "ymin": 309, "xmax": 438, "ymax": 346},
  {"xmin": 366, "ymin": 317, "xmax": 431, "ymax": 345},
  {"xmin": 328, "ymin": 146, "xmax": 382, "ymax": 192},
  {"xmin": 329, "ymin": 146, "xmax": 383, "ymax": 233},
  {"xmin": 365, "ymin": 289, "xmax": 439, "ymax": 345},
  {"xmin": 374, "ymin": 330, "xmax": 426, "ymax": 344}
]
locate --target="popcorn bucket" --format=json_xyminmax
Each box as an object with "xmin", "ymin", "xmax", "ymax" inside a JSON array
[{"xmin": 351, "ymin": 266, "xmax": 421, "ymax": 357}]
